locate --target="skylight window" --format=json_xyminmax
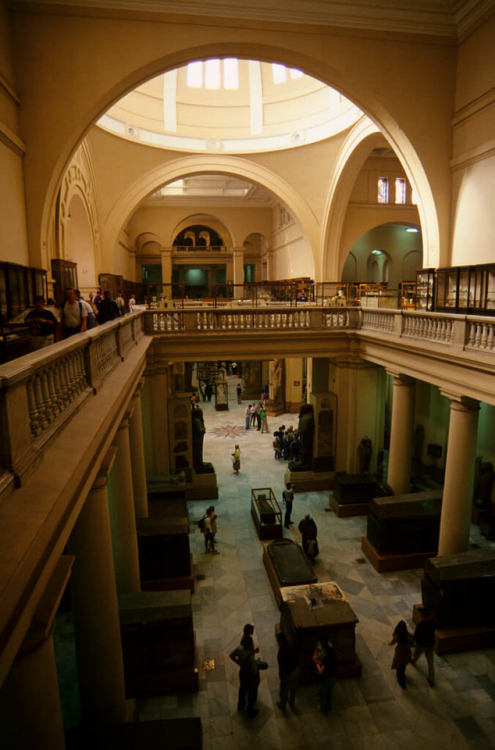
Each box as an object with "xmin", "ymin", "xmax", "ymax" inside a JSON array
[
  {"xmin": 272, "ymin": 64, "xmax": 304, "ymax": 83},
  {"xmin": 186, "ymin": 61, "xmax": 202, "ymax": 88},
  {"xmin": 224, "ymin": 58, "xmax": 239, "ymax": 89},
  {"xmin": 205, "ymin": 59, "xmax": 221, "ymax": 89},
  {"xmin": 186, "ymin": 59, "xmax": 239, "ymax": 90},
  {"xmin": 272, "ymin": 63, "xmax": 287, "ymax": 84}
]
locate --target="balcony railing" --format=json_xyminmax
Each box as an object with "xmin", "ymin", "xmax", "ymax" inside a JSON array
[
  {"xmin": 172, "ymin": 245, "xmax": 227, "ymax": 253},
  {"xmin": 0, "ymin": 314, "xmax": 144, "ymax": 482},
  {"xmin": 2, "ymin": 305, "xmax": 494, "ymax": 488}
]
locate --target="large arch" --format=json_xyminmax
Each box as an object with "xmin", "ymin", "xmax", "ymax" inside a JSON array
[
  {"xmin": 103, "ymin": 155, "xmax": 321, "ymax": 273},
  {"xmin": 8, "ymin": 11, "xmax": 453, "ymax": 276}
]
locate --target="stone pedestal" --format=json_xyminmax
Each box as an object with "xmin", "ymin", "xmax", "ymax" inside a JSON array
[
  {"xmin": 284, "ymin": 468, "xmax": 334, "ymax": 492},
  {"xmin": 311, "ymin": 391, "xmax": 337, "ymax": 473},
  {"xmin": 187, "ymin": 471, "xmax": 219, "ymax": 500},
  {"xmin": 438, "ymin": 395, "xmax": 480, "ymax": 555}
]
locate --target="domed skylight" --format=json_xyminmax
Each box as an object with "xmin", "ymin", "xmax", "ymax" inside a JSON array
[{"xmin": 98, "ymin": 59, "xmax": 362, "ymax": 154}]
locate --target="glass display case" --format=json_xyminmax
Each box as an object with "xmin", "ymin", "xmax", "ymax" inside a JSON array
[
  {"xmin": 467, "ymin": 264, "xmax": 495, "ymax": 315},
  {"xmin": 434, "ymin": 264, "xmax": 495, "ymax": 315},
  {"xmin": 0, "ymin": 262, "xmax": 48, "ymax": 322},
  {"xmin": 415, "ymin": 268, "xmax": 435, "ymax": 311}
]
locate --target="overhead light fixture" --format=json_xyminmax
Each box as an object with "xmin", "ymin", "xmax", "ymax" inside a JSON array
[
  {"xmin": 406, "ymin": 227, "xmax": 418, "ymax": 233},
  {"xmin": 371, "ymin": 249, "xmax": 383, "ymax": 255}
]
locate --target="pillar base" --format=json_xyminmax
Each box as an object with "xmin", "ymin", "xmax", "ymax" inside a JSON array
[
  {"xmin": 186, "ymin": 472, "xmax": 218, "ymax": 500},
  {"xmin": 284, "ymin": 469, "xmax": 334, "ymax": 492},
  {"xmin": 265, "ymin": 404, "xmax": 286, "ymax": 417},
  {"xmin": 285, "ymin": 401, "xmax": 302, "ymax": 413},
  {"xmin": 362, "ymin": 536, "xmax": 434, "ymax": 572},
  {"xmin": 411, "ymin": 604, "xmax": 495, "ymax": 655}
]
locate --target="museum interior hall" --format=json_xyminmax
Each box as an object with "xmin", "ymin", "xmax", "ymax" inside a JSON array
[{"xmin": 1, "ymin": 1, "xmax": 495, "ymax": 749}]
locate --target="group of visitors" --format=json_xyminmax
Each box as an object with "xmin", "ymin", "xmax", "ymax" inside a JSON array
[
  {"xmin": 244, "ymin": 402, "xmax": 268, "ymax": 432},
  {"xmin": 229, "ymin": 623, "xmax": 337, "ymax": 718},
  {"xmin": 390, "ymin": 607, "xmax": 436, "ymax": 689},
  {"xmin": 24, "ymin": 286, "xmax": 134, "ymax": 348},
  {"xmin": 273, "ymin": 425, "xmax": 300, "ymax": 462}
]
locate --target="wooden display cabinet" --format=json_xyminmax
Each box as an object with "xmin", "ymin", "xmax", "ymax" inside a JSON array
[{"xmin": 251, "ymin": 487, "xmax": 282, "ymax": 539}]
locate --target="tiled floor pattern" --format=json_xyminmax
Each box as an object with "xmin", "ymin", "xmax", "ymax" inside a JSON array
[{"xmin": 135, "ymin": 377, "xmax": 495, "ymax": 750}]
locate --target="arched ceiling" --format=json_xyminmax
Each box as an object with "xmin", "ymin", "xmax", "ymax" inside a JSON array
[{"xmin": 98, "ymin": 60, "xmax": 363, "ymax": 154}]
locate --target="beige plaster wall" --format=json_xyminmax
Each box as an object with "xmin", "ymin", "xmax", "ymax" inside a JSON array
[
  {"xmin": 0, "ymin": 5, "xmax": 29, "ymax": 266},
  {"xmin": 8, "ymin": 6, "xmax": 456, "ymax": 273},
  {"xmin": 127, "ymin": 205, "xmax": 273, "ymax": 252},
  {"xmin": 450, "ymin": 13, "xmax": 495, "ymax": 266}
]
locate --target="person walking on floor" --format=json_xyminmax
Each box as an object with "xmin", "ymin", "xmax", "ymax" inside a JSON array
[
  {"xmin": 230, "ymin": 624, "xmax": 263, "ymax": 718},
  {"xmin": 203, "ymin": 506, "xmax": 219, "ymax": 554},
  {"xmin": 313, "ymin": 640, "xmax": 336, "ymax": 713},
  {"xmin": 232, "ymin": 444, "xmax": 241, "ymax": 474},
  {"xmin": 236, "ymin": 382, "xmax": 242, "ymax": 404},
  {"xmin": 245, "ymin": 404, "xmax": 251, "ymax": 430},
  {"xmin": 283, "ymin": 483, "xmax": 294, "ymax": 529},
  {"xmin": 250, "ymin": 403, "xmax": 257, "ymax": 428},
  {"xmin": 260, "ymin": 405, "xmax": 269, "ymax": 433},
  {"xmin": 276, "ymin": 632, "xmax": 300, "ymax": 713},
  {"xmin": 412, "ymin": 607, "xmax": 436, "ymax": 686},
  {"xmin": 390, "ymin": 620, "xmax": 413, "ymax": 689}
]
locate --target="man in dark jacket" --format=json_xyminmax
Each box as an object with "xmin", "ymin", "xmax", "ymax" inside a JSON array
[
  {"xmin": 97, "ymin": 290, "xmax": 119, "ymax": 324},
  {"xmin": 412, "ymin": 607, "xmax": 436, "ymax": 686}
]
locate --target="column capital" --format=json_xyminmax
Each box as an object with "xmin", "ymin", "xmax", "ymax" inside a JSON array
[
  {"xmin": 440, "ymin": 391, "xmax": 480, "ymax": 412},
  {"xmin": 92, "ymin": 446, "xmax": 118, "ymax": 490},
  {"xmin": 386, "ymin": 370, "xmax": 415, "ymax": 386},
  {"xmin": 333, "ymin": 355, "xmax": 377, "ymax": 370}
]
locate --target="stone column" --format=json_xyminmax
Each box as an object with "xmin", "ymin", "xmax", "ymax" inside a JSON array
[
  {"xmin": 311, "ymin": 358, "xmax": 329, "ymax": 393},
  {"xmin": 438, "ymin": 395, "xmax": 480, "ymax": 555},
  {"xmin": 0, "ymin": 557, "xmax": 73, "ymax": 750},
  {"xmin": 387, "ymin": 373, "xmax": 415, "ymax": 494},
  {"xmin": 69, "ymin": 463, "xmax": 128, "ymax": 724},
  {"xmin": 129, "ymin": 381, "xmax": 148, "ymax": 519},
  {"xmin": 141, "ymin": 365, "xmax": 171, "ymax": 477},
  {"xmin": 331, "ymin": 357, "xmax": 385, "ymax": 474},
  {"xmin": 108, "ymin": 417, "xmax": 141, "ymax": 593},
  {"xmin": 285, "ymin": 358, "xmax": 303, "ymax": 412},
  {"xmin": 160, "ymin": 247, "xmax": 172, "ymax": 293},
  {"xmin": 232, "ymin": 247, "xmax": 244, "ymax": 299},
  {"xmin": 0, "ymin": 635, "xmax": 65, "ymax": 750}
]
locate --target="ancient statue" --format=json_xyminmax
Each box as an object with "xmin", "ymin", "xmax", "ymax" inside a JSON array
[
  {"xmin": 289, "ymin": 403, "xmax": 314, "ymax": 472},
  {"xmin": 191, "ymin": 407, "xmax": 214, "ymax": 474}
]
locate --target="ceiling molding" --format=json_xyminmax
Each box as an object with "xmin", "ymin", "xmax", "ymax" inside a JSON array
[{"xmin": 10, "ymin": 0, "xmax": 495, "ymax": 40}]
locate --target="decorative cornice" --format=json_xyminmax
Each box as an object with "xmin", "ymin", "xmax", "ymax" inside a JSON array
[{"xmin": 10, "ymin": 0, "xmax": 494, "ymax": 40}]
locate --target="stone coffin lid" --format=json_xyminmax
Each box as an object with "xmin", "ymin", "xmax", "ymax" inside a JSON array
[
  {"xmin": 425, "ymin": 548, "xmax": 495, "ymax": 584},
  {"xmin": 118, "ymin": 590, "xmax": 192, "ymax": 624},
  {"xmin": 370, "ymin": 490, "xmax": 442, "ymax": 521},
  {"xmin": 267, "ymin": 539, "xmax": 317, "ymax": 586}
]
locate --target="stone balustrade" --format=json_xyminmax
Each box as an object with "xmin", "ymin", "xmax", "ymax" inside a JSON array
[
  {"xmin": 0, "ymin": 314, "xmax": 143, "ymax": 483},
  {"xmin": 2, "ymin": 305, "xmax": 494, "ymax": 487},
  {"xmin": 144, "ymin": 306, "xmax": 357, "ymax": 334}
]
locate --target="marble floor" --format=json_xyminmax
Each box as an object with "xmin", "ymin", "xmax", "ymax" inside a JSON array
[{"xmin": 135, "ymin": 377, "xmax": 495, "ymax": 750}]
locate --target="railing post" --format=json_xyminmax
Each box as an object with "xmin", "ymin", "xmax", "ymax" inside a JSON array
[
  {"xmin": 0, "ymin": 378, "xmax": 34, "ymax": 480},
  {"xmin": 451, "ymin": 317, "xmax": 467, "ymax": 349},
  {"xmin": 393, "ymin": 311, "xmax": 403, "ymax": 336}
]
